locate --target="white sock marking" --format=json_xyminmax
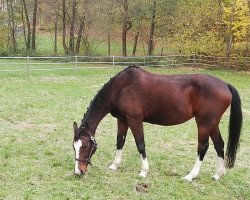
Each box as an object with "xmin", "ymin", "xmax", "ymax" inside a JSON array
[
  {"xmin": 109, "ymin": 149, "xmax": 123, "ymax": 171},
  {"xmin": 213, "ymin": 156, "xmax": 225, "ymax": 180},
  {"xmin": 183, "ymin": 157, "xmax": 202, "ymax": 182},
  {"xmin": 73, "ymin": 139, "xmax": 82, "ymax": 175},
  {"xmin": 139, "ymin": 155, "xmax": 149, "ymax": 178}
]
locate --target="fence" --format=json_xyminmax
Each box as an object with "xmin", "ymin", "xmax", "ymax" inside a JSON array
[{"xmin": 0, "ymin": 55, "xmax": 249, "ymax": 73}]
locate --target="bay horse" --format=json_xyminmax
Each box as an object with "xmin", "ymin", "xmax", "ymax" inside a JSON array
[{"xmin": 73, "ymin": 66, "xmax": 242, "ymax": 181}]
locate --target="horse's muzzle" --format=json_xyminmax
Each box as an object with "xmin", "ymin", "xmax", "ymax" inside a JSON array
[{"xmin": 74, "ymin": 169, "xmax": 85, "ymax": 176}]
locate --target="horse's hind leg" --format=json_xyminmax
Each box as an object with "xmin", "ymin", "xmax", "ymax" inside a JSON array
[
  {"xmin": 109, "ymin": 119, "xmax": 128, "ymax": 171},
  {"xmin": 184, "ymin": 125, "xmax": 210, "ymax": 182},
  {"xmin": 210, "ymin": 126, "xmax": 225, "ymax": 180}
]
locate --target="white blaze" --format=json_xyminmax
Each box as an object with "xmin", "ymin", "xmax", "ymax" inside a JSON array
[{"xmin": 73, "ymin": 139, "xmax": 82, "ymax": 175}]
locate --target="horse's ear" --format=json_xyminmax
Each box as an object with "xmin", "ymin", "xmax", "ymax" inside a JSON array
[{"xmin": 73, "ymin": 122, "xmax": 78, "ymax": 134}]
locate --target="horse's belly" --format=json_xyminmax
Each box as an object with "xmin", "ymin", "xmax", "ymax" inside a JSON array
[
  {"xmin": 143, "ymin": 107, "xmax": 193, "ymax": 126},
  {"xmin": 144, "ymin": 115, "xmax": 193, "ymax": 126}
]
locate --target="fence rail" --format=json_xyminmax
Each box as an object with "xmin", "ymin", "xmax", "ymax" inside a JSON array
[{"xmin": 0, "ymin": 55, "xmax": 249, "ymax": 72}]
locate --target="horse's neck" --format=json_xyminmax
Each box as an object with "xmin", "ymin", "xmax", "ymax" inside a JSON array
[
  {"xmin": 82, "ymin": 91, "xmax": 112, "ymax": 135},
  {"xmin": 84, "ymin": 108, "xmax": 109, "ymax": 134},
  {"xmin": 82, "ymin": 74, "xmax": 119, "ymax": 134}
]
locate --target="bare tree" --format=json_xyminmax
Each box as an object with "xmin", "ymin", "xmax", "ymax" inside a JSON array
[
  {"xmin": 21, "ymin": 0, "xmax": 31, "ymax": 51},
  {"xmin": 62, "ymin": 0, "xmax": 68, "ymax": 54},
  {"xmin": 147, "ymin": 0, "xmax": 157, "ymax": 56},
  {"xmin": 118, "ymin": 0, "xmax": 132, "ymax": 57},
  {"xmin": 75, "ymin": 18, "xmax": 84, "ymax": 55},
  {"xmin": 31, "ymin": 0, "xmax": 38, "ymax": 52},
  {"xmin": 6, "ymin": 0, "xmax": 17, "ymax": 53},
  {"xmin": 54, "ymin": 15, "xmax": 58, "ymax": 54},
  {"xmin": 69, "ymin": 0, "xmax": 77, "ymax": 54},
  {"xmin": 132, "ymin": 31, "xmax": 139, "ymax": 56}
]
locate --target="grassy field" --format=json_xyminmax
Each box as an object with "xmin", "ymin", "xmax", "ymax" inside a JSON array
[{"xmin": 0, "ymin": 64, "xmax": 249, "ymax": 200}]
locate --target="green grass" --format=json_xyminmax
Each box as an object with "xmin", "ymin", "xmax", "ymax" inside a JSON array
[{"xmin": 0, "ymin": 65, "xmax": 249, "ymax": 200}]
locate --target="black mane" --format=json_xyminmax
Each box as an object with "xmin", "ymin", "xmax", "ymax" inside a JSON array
[{"xmin": 80, "ymin": 65, "xmax": 141, "ymax": 128}]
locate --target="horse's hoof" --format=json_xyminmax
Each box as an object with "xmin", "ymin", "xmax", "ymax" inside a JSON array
[
  {"xmin": 139, "ymin": 170, "xmax": 148, "ymax": 178},
  {"xmin": 212, "ymin": 174, "xmax": 220, "ymax": 181},
  {"xmin": 109, "ymin": 164, "xmax": 118, "ymax": 171},
  {"xmin": 183, "ymin": 175, "xmax": 193, "ymax": 182}
]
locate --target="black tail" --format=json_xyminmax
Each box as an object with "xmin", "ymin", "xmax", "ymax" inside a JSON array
[{"xmin": 226, "ymin": 84, "xmax": 242, "ymax": 168}]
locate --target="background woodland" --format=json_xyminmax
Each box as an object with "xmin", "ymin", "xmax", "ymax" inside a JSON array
[{"xmin": 0, "ymin": 0, "xmax": 249, "ymax": 58}]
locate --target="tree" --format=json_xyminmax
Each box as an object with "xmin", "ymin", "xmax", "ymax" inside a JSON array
[
  {"xmin": 69, "ymin": 0, "xmax": 77, "ymax": 54},
  {"xmin": 147, "ymin": 0, "xmax": 157, "ymax": 56},
  {"xmin": 20, "ymin": 0, "xmax": 31, "ymax": 52},
  {"xmin": 75, "ymin": 17, "xmax": 84, "ymax": 55},
  {"xmin": 223, "ymin": 0, "xmax": 250, "ymax": 58},
  {"xmin": 130, "ymin": 0, "xmax": 148, "ymax": 56},
  {"xmin": 31, "ymin": 0, "xmax": 38, "ymax": 52},
  {"xmin": 62, "ymin": 0, "xmax": 68, "ymax": 54},
  {"xmin": 116, "ymin": 0, "xmax": 132, "ymax": 57},
  {"xmin": 98, "ymin": 0, "xmax": 117, "ymax": 55},
  {"xmin": 6, "ymin": 0, "xmax": 17, "ymax": 53}
]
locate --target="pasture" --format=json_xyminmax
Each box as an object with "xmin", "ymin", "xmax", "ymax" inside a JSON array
[{"xmin": 0, "ymin": 64, "xmax": 249, "ymax": 200}]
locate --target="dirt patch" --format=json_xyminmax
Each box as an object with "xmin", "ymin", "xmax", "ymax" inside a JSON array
[{"xmin": 135, "ymin": 183, "xmax": 150, "ymax": 193}]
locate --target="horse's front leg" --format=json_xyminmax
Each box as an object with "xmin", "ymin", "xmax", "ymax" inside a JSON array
[
  {"xmin": 109, "ymin": 119, "xmax": 128, "ymax": 171},
  {"xmin": 128, "ymin": 117, "xmax": 149, "ymax": 178}
]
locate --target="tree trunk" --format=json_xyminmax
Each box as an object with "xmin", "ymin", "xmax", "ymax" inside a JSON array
[
  {"xmin": 75, "ymin": 18, "xmax": 84, "ymax": 55},
  {"xmin": 132, "ymin": 31, "xmax": 139, "ymax": 56},
  {"xmin": 226, "ymin": 35, "xmax": 233, "ymax": 61},
  {"xmin": 54, "ymin": 15, "xmax": 58, "ymax": 54},
  {"xmin": 81, "ymin": 36, "xmax": 91, "ymax": 55},
  {"xmin": 6, "ymin": 0, "xmax": 17, "ymax": 53},
  {"xmin": 147, "ymin": 0, "xmax": 157, "ymax": 56},
  {"xmin": 160, "ymin": 47, "xmax": 164, "ymax": 56},
  {"xmin": 107, "ymin": 33, "xmax": 111, "ymax": 56},
  {"xmin": 21, "ymin": 2, "xmax": 27, "ymax": 46},
  {"xmin": 122, "ymin": 25, "xmax": 127, "ymax": 57},
  {"xmin": 21, "ymin": 0, "xmax": 31, "ymax": 51},
  {"xmin": 225, "ymin": 1, "xmax": 235, "ymax": 62},
  {"xmin": 217, "ymin": 0, "xmax": 224, "ymax": 40},
  {"xmin": 62, "ymin": 0, "xmax": 68, "ymax": 55},
  {"xmin": 69, "ymin": 0, "xmax": 77, "ymax": 54},
  {"xmin": 121, "ymin": 0, "xmax": 132, "ymax": 57},
  {"xmin": 246, "ymin": 36, "xmax": 250, "ymax": 54},
  {"xmin": 31, "ymin": 0, "xmax": 38, "ymax": 52}
]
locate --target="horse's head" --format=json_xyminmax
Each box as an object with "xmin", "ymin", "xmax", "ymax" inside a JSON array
[{"xmin": 72, "ymin": 122, "xmax": 97, "ymax": 175}]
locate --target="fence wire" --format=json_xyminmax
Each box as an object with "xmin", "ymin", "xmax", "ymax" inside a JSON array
[{"xmin": 0, "ymin": 55, "xmax": 249, "ymax": 72}]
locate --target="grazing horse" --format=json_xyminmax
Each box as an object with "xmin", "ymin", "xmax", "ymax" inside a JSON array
[{"xmin": 73, "ymin": 66, "xmax": 242, "ymax": 181}]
